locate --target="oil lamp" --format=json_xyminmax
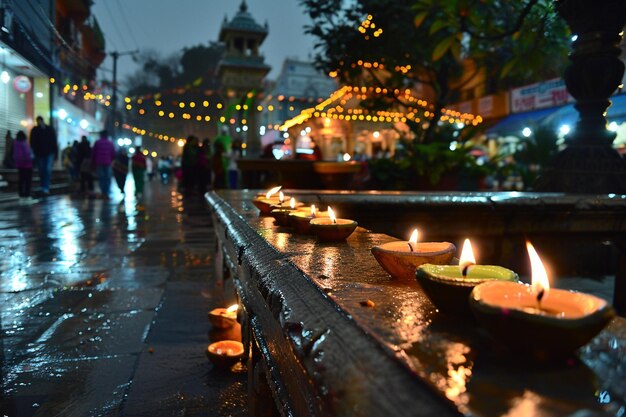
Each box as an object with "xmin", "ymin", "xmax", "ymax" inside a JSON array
[
  {"xmin": 309, "ymin": 206, "xmax": 357, "ymax": 242},
  {"xmin": 469, "ymin": 242, "xmax": 615, "ymax": 356},
  {"xmin": 416, "ymin": 239, "xmax": 518, "ymax": 314},
  {"xmin": 371, "ymin": 229, "xmax": 455, "ymax": 281},
  {"xmin": 208, "ymin": 304, "xmax": 238, "ymax": 329}
]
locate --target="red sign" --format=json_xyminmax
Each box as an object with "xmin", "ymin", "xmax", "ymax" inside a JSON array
[{"xmin": 13, "ymin": 75, "xmax": 32, "ymax": 93}]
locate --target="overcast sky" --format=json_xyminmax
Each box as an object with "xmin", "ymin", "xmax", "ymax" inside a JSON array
[{"xmin": 92, "ymin": 0, "xmax": 317, "ymax": 88}]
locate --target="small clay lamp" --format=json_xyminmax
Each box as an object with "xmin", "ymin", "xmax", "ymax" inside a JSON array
[
  {"xmin": 310, "ymin": 206, "xmax": 357, "ymax": 242},
  {"xmin": 416, "ymin": 239, "xmax": 518, "ymax": 314},
  {"xmin": 206, "ymin": 340, "xmax": 245, "ymax": 368},
  {"xmin": 469, "ymin": 242, "xmax": 615, "ymax": 357},
  {"xmin": 208, "ymin": 304, "xmax": 239, "ymax": 329},
  {"xmin": 371, "ymin": 229, "xmax": 456, "ymax": 281},
  {"xmin": 289, "ymin": 205, "xmax": 330, "ymax": 234},
  {"xmin": 252, "ymin": 186, "xmax": 282, "ymax": 215},
  {"xmin": 271, "ymin": 197, "xmax": 303, "ymax": 226}
]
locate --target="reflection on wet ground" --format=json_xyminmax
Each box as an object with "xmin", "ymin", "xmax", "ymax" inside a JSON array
[{"xmin": 0, "ymin": 182, "xmax": 246, "ymax": 416}]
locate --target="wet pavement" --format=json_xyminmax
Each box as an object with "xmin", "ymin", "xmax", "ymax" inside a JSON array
[{"xmin": 0, "ymin": 180, "xmax": 247, "ymax": 416}]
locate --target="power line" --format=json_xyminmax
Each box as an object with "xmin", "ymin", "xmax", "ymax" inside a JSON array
[
  {"xmin": 114, "ymin": 0, "xmax": 142, "ymax": 51},
  {"xmin": 102, "ymin": 0, "xmax": 132, "ymax": 51}
]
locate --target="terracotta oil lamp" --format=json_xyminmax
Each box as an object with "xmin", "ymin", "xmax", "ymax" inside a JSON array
[
  {"xmin": 470, "ymin": 242, "xmax": 615, "ymax": 357},
  {"xmin": 271, "ymin": 197, "xmax": 303, "ymax": 226},
  {"xmin": 310, "ymin": 206, "xmax": 357, "ymax": 242},
  {"xmin": 371, "ymin": 229, "xmax": 455, "ymax": 281},
  {"xmin": 252, "ymin": 186, "xmax": 282, "ymax": 215},
  {"xmin": 289, "ymin": 205, "xmax": 329, "ymax": 234},
  {"xmin": 206, "ymin": 340, "xmax": 244, "ymax": 368},
  {"xmin": 416, "ymin": 239, "xmax": 518, "ymax": 314},
  {"xmin": 208, "ymin": 304, "xmax": 239, "ymax": 329}
]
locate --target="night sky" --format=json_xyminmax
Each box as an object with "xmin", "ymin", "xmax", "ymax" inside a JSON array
[{"xmin": 91, "ymin": 0, "xmax": 316, "ymax": 87}]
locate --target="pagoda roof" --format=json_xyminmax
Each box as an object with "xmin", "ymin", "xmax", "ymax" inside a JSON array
[{"xmin": 219, "ymin": 1, "xmax": 268, "ymax": 40}]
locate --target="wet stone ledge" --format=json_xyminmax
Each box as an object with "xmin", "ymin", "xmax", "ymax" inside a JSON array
[{"xmin": 206, "ymin": 189, "xmax": 626, "ymax": 417}]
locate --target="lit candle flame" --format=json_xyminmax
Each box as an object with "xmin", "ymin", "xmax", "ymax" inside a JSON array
[
  {"xmin": 265, "ymin": 186, "xmax": 281, "ymax": 199},
  {"xmin": 311, "ymin": 204, "xmax": 317, "ymax": 217},
  {"xmin": 290, "ymin": 198, "xmax": 296, "ymax": 209},
  {"xmin": 279, "ymin": 191, "xmax": 285, "ymax": 204},
  {"xmin": 526, "ymin": 241, "xmax": 550, "ymax": 302},
  {"xmin": 226, "ymin": 304, "xmax": 239, "ymax": 314},
  {"xmin": 459, "ymin": 238, "xmax": 476, "ymax": 277},
  {"xmin": 328, "ymin": 206, "xmax": 337, "ymax": 224},
  {"xmin": 408, "ymin": 229, "xmax": 419, "ymax": 252}
]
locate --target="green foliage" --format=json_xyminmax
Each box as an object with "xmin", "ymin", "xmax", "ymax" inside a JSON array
[{"xmin": 514, "ymin": 125, "xmax": 559, "ymax": 187}]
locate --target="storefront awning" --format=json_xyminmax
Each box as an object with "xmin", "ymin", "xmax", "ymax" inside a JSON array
[
  {"xmin": 541, "ymin": 93, "xmax": 626, "ymax": 128},
  {"xmin": 485, "ymin": 107, "xmax": 559, "ymax": 137}
]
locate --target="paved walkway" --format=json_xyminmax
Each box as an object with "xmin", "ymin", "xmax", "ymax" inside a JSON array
[{"xmin": 0, "ymin": 180, "xmax": 247, "ymax": 416}]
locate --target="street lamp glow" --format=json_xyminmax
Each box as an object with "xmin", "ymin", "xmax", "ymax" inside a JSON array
[
  {"xmin": 522, "ymin": 127, "xmax": 532, "ymax": 137},
  {"xmin": 79, "ymin": 119, "xmax": 89, "ymax": 130},
  {"xmin": 342, "ymin": 153, "xmax": 351, "ymax": 161},
  {"xmin": 242, "ymin": 125, "xmax": 248, "ymax": 131},
  {"xmin": 0, "ymin": 70, "xmax": 9, "ymax": 84},
  {"xmin": 559, "ymin": 124, "xmax": 570, "ymax": 135},
  {"xmin": 151, "ymin": 151, "xmax": 157, "ymax": 158},
  {"xmin": 177, "ymin": 139, "xmax": 185, "ymax": 147},
  {"xmin": 283, "ymin": 132, "xmax": 289, "ymax": 139},
  {"xmin": 117, "ymin": 138, "xmax": 124, "ymax": 146},
  {"xmin": 608, "ymin": 122, "xmax": 619, "ymax": 132},
  {"xmin": 128, "ymin": 147, "xmax": 135, "ymax": 154},
  {"xmin": 123, "ymin": 138, "xmax": 132, "ymax": 146},
  {"xmin": 57, "ymin": 108, "xmax": 68, "ymax": 120},
  {"xmin": 373, "ymin": 131, "xmax": 380, "ymax": 138}
]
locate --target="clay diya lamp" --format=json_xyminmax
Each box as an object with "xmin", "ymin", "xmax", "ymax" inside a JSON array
[
  {"xmin": 310, "ymin": 206, "xmax": 357, "ymax": 242},
  {"xmin": 469, "ymin": 242, "xmax": 615, "ymax": 358},
  {"xmin": 252, "ymin": 186, "xmax": 282, "ymax": 215},
  {"xmin": 289, "ymin": 205, "xmax": 330, "ymax": 234},
  {"xmin": 208, "ymin": 304, "xmax": 239, "ymax": 329},
  {"xmin": 271, "ymin": 197, "xmax": 304, "ymax": 226},
  {"xmin": 371, "ymin": 229, "xmax": 456, "ymax": 281},
  {"xmin": 415, "ymin": 238, "xmax": 519, "ymax": 314},
  {"xmin": 206, "ymin": 340, "xmax": 245, "ymax": 368}
]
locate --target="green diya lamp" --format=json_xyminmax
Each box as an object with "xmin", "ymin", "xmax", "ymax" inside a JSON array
[
  {"xmin": 371, "ymin": 229, "xmax": 456, "ymax": 281},
  {"xmin": 415, "ymin": 238, "xmax": 519, "ymax": 314},
  {"xmin": 469, "ymin": 242, "xmax": 615, "ymax": 358},
  {"xmin": 310, "ymin": 206, "xmax": 357, "ymax": 242}
]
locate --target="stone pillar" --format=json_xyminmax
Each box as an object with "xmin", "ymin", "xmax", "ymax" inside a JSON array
[{"xmin": 537, "ymin": 0, "xmax": 626, "ymax": 193}]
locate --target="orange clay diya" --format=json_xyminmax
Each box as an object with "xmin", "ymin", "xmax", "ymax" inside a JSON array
[
  {"xmin": 252, "ymin": 186, "xmax": 282, "ymax": 215},
  {"xmin": 206, "ymin": 340, "xmax": 245, "ymax": 368},
  {"xmin": 208, "ymin": 304, "xmax": 239, "ymax": 329},
  {"xmin": 470, "ymin": 242, "xmax": 615, "ymax": 357},
  {"xmin": 309, "ymin": 206, "xmax": 357, "ymax": 242},
  {"xmin": 289, "ymin": 205, "xmax": 330, "ymax": 234},
  {"xmin": 371, "ymin": 229, "xmax": 455, "ymax": 281},
  {"xmin": 271, "ymin": 197, "xmax": 304, "ymax": 226}
]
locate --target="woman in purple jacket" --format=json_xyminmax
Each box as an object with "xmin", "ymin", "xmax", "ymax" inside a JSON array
[{"xmin": 12, "ymin": 130, "xmax": 35, "ymax": 202}]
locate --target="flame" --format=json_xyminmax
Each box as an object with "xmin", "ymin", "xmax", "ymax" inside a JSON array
[
  {"xmin": 265, "ymin": 186, "xmax": 281, "ymax": 199},
  {"xmin": 526, "ymin": 241, "xmax": 550, "ymax": 295},
  {"xmin": 279, "ymin": 191, "xmax": 285, "ymax": 204},
  {"xmin": 226, "ymin": 304, "xmax": 239, "ymax": 313},
  {"xmin": 290, "ymin": 198, "xmax": 296, "ymax": 209},
  {"xmin": 328, "ymin": 206, "xmax": 336, "ymax": 224},
  {"xmin": 409, "ymin": 229, "xmax": 419, "ymax": 244},
  {"xmin": 311, "ymin": 204, "xmax": 317, "ymax": 217},
  {"xmin": 459, "ymin": 239, "xmax": 476, "ymax": 274}
]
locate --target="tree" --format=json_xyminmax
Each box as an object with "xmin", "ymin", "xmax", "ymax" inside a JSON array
[{"xmin": 301, "ymin": 0, "xmax": 570, "ymax": 143}]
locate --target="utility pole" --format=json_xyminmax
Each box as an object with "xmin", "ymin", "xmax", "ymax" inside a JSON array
[{"xmin": 109, "ymin": 49, "xmax": 138, "ymax": 139}]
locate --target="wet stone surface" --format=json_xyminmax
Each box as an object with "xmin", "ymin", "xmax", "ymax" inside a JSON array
[{"xmin": 0, "ymin": 184, "xmax": 247, "ymax": 417}]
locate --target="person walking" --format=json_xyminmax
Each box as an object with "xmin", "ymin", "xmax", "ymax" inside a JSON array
[
  {"xmin": 197, "ymin": 138, "xmax": 212, "ymax": 193},
  {"xmin": 112, "ymin": 147, "xmax": 130, "ymax": 194},
  {"xmin": 3, "ymin": 130, "xmax": 14, "ymax": 168},
  {"xmin": 158, "ymin": 156, "xmax": 171, "ymax": 184},
  {"xmin": 131, "ymin": 147, "xmax": 147, "ymax": 197},
  {"xmin": 77, "ymin": 136, "xmax": 94, "ymax": 196},
  {"xmin": 181, "ymin": 136, "xmax": 198, "ymax": 193},
  {"xmin": 29, "ymin": 116, "xmax": 58, "ymax": 195},
  {"xmin": 91, "ymin": 130, "xmax": 116, "ymax": 199},
  {"xmin": 12, "ymin": 130, "xmax": 35, "ymax": 204},
  {"xmin": 146, "ymin": 156, "xmax": 155, "ymax": 182}
]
